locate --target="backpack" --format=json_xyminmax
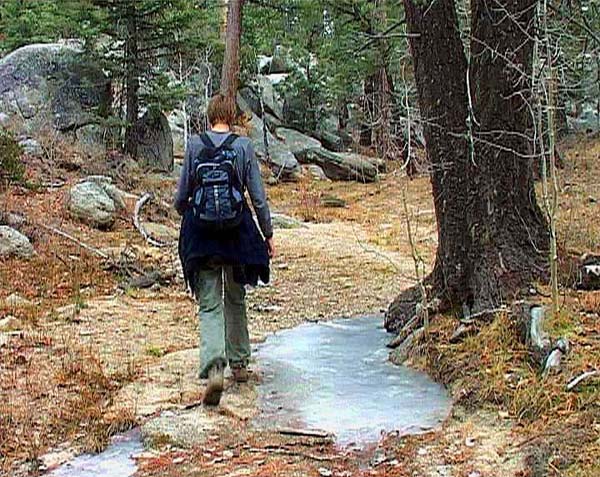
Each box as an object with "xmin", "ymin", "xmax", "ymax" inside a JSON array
[{"xmin": 190, "ymin": 133, "xmax": 244, "ymax": 231}]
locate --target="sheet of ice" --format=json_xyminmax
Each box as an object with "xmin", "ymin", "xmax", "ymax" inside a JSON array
[
  {"xmin": 48, "ymin": 429, "xmax": 142, "ymax": 477},
  {"xmin": 255, "ymin": 316, "xmax": 452, "ymax": 447}
]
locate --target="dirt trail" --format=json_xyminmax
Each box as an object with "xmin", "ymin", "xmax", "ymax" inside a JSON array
[
  {"xmin": 39, "ymin": 217, "xmax": 524, "ymax": 477},
  {"xmin": 1, "ymin": 166, "xmax": 532, "ymax": 476}
]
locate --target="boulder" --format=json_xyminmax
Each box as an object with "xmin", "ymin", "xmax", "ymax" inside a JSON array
[
  {"xmin": 68, "ymin": 181, "xmax": 116, "ymax": 228},
  {"xmin": 258, "ymin": 51, "xmax": 291, "ymax": 75},
  {"xmin": 254, "ymin": 75, "xmax": 285, "ymax": 119},
  {"xmin": 303, "ymin": 164, "xmax": 330, "ymax": 182},
  {"xmin": 264, "ymin": 112, "xmax": 283, "ymax": 132},
  {"xmin": 0, "ymin": 226, "xmax": 34, "ymax": 259},
  {"xmin": 241, "ymin": 74, "xmax": 287, "ymax": 121},
  {"xmin": 240, "ymin": 97, "xmax": 300, "ymax": 180},
  {"xmin": 275, "ymin": 127, "xmax": 322, "ymax": 159},
  {"xmin": 131, "ymin": 111, "xmax": 174, "ymax": 172},
  {"xmin": 0, "ymin": 42, "xmax": 111, "ymax": 137},
  {"xmin": 298, "ymin": 148, "xmax": 379, "ymax": 183},
  {"xmin": 82, "ymin": 175, "xmax": 127, "ymax": 210}
]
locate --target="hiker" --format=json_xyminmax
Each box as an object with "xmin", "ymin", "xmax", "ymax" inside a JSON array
[{"xmin": 175, "ymin": 93, "xmax": 274, "ymax": 406}]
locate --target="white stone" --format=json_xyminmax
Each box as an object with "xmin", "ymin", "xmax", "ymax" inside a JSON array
[
  {"xmin": 0, "ymin": 226, "xmax": 34, "ymax": 258},
  {"xmin": 0, "ymin": 316, "xmax": 23, "ymax": 332},
  {"xmin": 5, "ymin": 293, "xmax": 33, "ymax": 308},
  {"xmin": 68, "ymin": 181, "xmax": 116, "ymax": 228}
]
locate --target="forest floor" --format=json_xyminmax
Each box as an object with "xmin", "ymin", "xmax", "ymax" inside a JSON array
[{"xmin": 0, "ymin": 133, "xmax": 598, "ymax": 477}]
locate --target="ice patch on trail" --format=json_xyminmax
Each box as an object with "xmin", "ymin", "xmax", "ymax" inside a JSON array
[
  {"xmin": 48, "ymin": 429, "xmax": 142, "ymax": 477},
  {"xmin": 254, "ymin": 315, "xmax": 452, "ymax": 447}
]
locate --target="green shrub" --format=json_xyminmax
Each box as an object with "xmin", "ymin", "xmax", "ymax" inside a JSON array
[{"xmin": 0, "ymin": 128, "xmax": 25, "ymax": 185}]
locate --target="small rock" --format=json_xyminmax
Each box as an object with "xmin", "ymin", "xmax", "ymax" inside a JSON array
[
  {"xmin": 18, "ymin": 137, "xmax": 43, "ymax": 156},
  {"xmin": 172, "ymin": 457, "xmax": 185, "ymax": 464},
  {"xmin": 465, "ymin": 437, "xmax": 476, "ymax": 447},
  {"xmin": 588, "ymin": 196, "xmax": 597, "ymax": 203},
  {"xmin": 68, "ymin": 181, "xmax": 116, "ymax": 228},
  {"xmin": 55, "ymin": 304, "xmax": 79, "ymax": 321},
  {"xmin": 577, "ymin": 256, "xmax": 600, "ymax": 290},
  {"xmin": 303, "ymin": 164, "xmax": 331, "ymax": 182},
  {"xmin": 318, "ymin": 468, "xmax": 332, "ymax": 477},
  {"xmin": 1, "ymin": 212, "xmax": 26, "ymax": 227},
  {"xmin": 271, "ymin": 213, "xmax": 305, "ymax": 229},
  {"xmin": 0, "ymin": 226, "xmax": 34, "ymax": 259},
  {"xmin": 0, "ymin": 316, "xmax": 23, "ymax": 332},
  {"xmin": 417, "ymin": 448, "xmax": 428, "ymax": 456},
  {"xmin": 321, "ymin": 195, "xmax": 347, "ymax": 208},
  {"xmin": 5, "ymin": 293, "xmax": 33, "ymax": 309},
  {"xmin": 144, "ymin": 223, "xmax": 179, "ymax": 242},
  {"xmin": 0, "ymin": 333, "xmax": 8, "ymax": 347}
]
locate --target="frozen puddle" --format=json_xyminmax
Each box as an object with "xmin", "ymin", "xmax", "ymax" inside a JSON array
[
  {"xmin": 48, "ymin": 429, "xmax": 142, "ymax": 477},
  {"xmin": 255, "ymin": 316, "xmax": 452, "ymax": 447}
]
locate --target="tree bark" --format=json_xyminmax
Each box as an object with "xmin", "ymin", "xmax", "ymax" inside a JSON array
[
  {"xmin": 386, "ymin": 0, "xmax": 549, "ymax": 332},
  {"xmin": 221, "ymin": 0, "xmax": 245, "ymax": 102},
  {"xmin": 124, "ymin": 2, "xmax": 140, "ymax": 158},
  {"xmin": 467, "ymin": 0, "xmax": 548, "ymax": 309}
]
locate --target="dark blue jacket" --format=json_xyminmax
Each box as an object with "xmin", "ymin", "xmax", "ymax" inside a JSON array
[{"xmin": 176, "ymin": 132, "xmax": 271, "ymax": 289}]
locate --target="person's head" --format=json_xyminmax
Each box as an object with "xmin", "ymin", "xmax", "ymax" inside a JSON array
[{"xmin": 207, "ymin": 93, "xmax": 237, "ymax": 128}]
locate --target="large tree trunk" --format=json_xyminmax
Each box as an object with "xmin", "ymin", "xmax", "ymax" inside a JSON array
[
  {"xmin": 124, "ymin": 2, "xmax": 140, "ymax": 158},
  {"xmin": 221, "ymin": 0, "xmax": 245, "ymax": 102},
  {"xmin": 386, "ymin": 0, "xmax": 549, "ymax": 332},
  {"xmin": 466, "ymin": 0, "xmax": 548, "ymax": 309}
]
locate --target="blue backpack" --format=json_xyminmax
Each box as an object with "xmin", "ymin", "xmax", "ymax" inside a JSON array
[{"xmin": 191, "ymin": 133, "xmax": 244, "ymax": 231}]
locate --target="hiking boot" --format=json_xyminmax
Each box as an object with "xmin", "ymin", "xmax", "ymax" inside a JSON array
[
  {"xmin": 203, "ymin": 363, "xmax": 224, "ymax": 406},
  {"xmin": 231, "ymin": 365, "xmax": 249, "ymax": 383}
]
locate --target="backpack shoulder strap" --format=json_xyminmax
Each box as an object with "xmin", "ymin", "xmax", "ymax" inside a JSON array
[
  {"xmin": 221, "ymin": 133, "xmax": 238, "ymax": 149},
  {"xmin": 199, "ymin": 132, "xmax": 215, "ymax": 149}
]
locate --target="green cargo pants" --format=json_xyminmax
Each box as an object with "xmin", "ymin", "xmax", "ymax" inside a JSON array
[{"xmin": 195, "ymin": 265, "xmax": 251, "ymax": 379}]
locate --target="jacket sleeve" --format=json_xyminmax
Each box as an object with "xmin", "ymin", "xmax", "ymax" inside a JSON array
[
  {"xmin": 245, "ymin": 141, "xmax": 273, "ymax": 239},
  {"xmin": 174, "ymin": 139, "xmax": 194, "ymax": 216}
]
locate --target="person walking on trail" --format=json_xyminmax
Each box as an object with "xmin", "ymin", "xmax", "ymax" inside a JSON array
[{"xmin": 175, "ymin": 94, "xmax": 275, "ymax": 406}]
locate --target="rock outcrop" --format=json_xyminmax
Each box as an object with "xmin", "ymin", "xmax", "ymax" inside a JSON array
[
  {"xmin": 131, "ymin": 111, "xmax": 174, "ymax": 172},
  {"xmin": 0, "ymin": 42, "xmax": 111, "ymax": 138},
  {"xmin": 298, "ymin": 148, "xmax": 379, "ymax": 183}
]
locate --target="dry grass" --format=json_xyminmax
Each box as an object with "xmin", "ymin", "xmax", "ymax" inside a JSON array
[
  {"xmin": 406, "ymin": 134, "xmax": 600, "ymax": 476},
  {"xmin": 0, "ymin": 330, "xmax": 136, "ymax": 473}
]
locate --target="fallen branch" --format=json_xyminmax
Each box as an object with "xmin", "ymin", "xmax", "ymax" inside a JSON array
[
  {"xmin": 460, "ymin": 307, "xmax": 510, "ymax": 324},
  {"xmin": 387, "ymin": 314, "xmax": 420, "ymax": 349},
  {"xmin": 248, "ymin": 447, "xmax": 339, "ymax": 462},
  {"xmin": 277, "ymin": 427, "xmax": 332, "ymax": 439},
  {"xmin": 133, "ymin": 192, "xmax": 169, "ymax": 248},
  {"xmin": 566, "ymin": 370, "xmax": 599, "ymax": 391},
  {"xmin": 39, "ymin": 223, "xmax": 109, "ymax": 259}
]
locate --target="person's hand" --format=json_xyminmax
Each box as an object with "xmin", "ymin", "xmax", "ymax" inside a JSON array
[{"xmin": 266, "ymin": 237, "xmax": 275, "ymax": 259}]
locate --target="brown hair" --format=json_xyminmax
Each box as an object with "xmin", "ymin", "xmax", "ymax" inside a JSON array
[{"xmin": 206, "ymin": 94, "xmax": 237, "ymax": 126}]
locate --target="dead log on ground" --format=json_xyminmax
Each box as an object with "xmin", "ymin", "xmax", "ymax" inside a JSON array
[{"xmin": 133, "ymin": 192, "xmax": 169, "ymax": 248}]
